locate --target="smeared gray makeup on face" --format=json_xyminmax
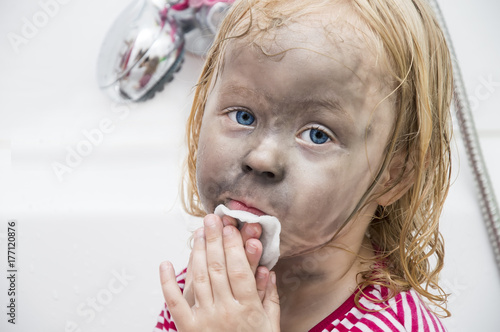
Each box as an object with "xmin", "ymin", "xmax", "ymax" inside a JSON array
[
  {"xmin": 194, "ymin": 7, "xmax": 397, "ymax": 258},
  {"xmin": 196, "ymin": 143, "xmax": 293, "ymax": 216}
]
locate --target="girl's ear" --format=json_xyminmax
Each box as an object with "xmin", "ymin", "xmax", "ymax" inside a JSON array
[{"xmin": 375, "ymin": 153, "xmax": 415, "ymax": 207}]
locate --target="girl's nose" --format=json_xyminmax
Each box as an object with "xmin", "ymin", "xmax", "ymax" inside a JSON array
[{"xmin": 241, "ymin": 137, "xmax": 285, "ymax": 182}]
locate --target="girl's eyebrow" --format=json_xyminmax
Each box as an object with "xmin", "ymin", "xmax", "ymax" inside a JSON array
[
  {"xmin": 293, "ymin": 96, "xmax": 354, "ymax": 123},
  {"xmin": 220, "ymin": 85, "xmax": 267, "ymax": 100},
  {"xmin": 220, "ymin": 84, "xmax": 354, "ymax": 123}
]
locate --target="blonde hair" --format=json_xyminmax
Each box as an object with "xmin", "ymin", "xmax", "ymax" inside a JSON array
[{"xmin": 181, "ymin": 0, "xmax": 453, "ymax": 317}]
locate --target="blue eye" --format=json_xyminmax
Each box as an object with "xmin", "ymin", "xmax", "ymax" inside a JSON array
[
  {"xmin": 310, "ymin": 129, "xmax": 329, "ymax": 144},
  {"xmin": 229, "ymin": 110, "xmax": 255, "ymax": 126},
  {"xmin": 300, "ymin": 127, "xmax": 331, "ymax": 144}
]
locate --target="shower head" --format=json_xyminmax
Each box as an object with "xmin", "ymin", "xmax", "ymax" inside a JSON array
[{"xmin": 96, "ymin": 0, "xmax": 232, "ymax": 102}]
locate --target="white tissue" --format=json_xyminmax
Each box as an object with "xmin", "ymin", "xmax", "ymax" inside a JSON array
[{"xmin": 214, "ymin": 204, "xmax": 281, "ymax": 270}]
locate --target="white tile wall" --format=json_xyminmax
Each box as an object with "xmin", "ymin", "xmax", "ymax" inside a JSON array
[{"xmin": 0, "ymin": 0, "xmax": 499, "ymax": 331}]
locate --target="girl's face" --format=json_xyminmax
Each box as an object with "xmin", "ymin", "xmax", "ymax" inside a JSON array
[{"xmin": 196, "ymin": 18, "xmax": 395, "ymax": 258}]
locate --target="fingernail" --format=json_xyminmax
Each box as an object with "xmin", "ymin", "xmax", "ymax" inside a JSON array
[
  {"xmin": 160, "ymin": 262, "xmax": 173, "ymax": 284},
  {"xmin": 247, "ymin": 242, "xmax": 257, "ymax": 254},
  {"xmin": 223, "ymin": 226, "xmax": 233, "ymax": 236},
  {"xmin": 160, "ymin": 261, "xmax": 172, "ymax": 272},
  {"xmin": 245, "ymin": 225, "xmax": 258, "ymax": 237},
  {"xmin": 271, "ymin": 272, "xmax": 276, "ymax": 284},
  {"xmin": 222, "ymin": 215, "xmax": 236, "ymax": 227},
  {"xmin": 195, "ymin": 227, "xmax": 205, "ymax": 238},
  {"xmin": 204, "ymin": 215, "xmax": 216, "ymax": 227},
  {"xmin": 256, "ymin": 267, "xmax": 267, "ymax": 279}
]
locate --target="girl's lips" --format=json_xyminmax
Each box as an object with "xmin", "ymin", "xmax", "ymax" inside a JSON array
[{"xmin": 227, "ymin": 200, "xmax": 266, "ymax": 216}]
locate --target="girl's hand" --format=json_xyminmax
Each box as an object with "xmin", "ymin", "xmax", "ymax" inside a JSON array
[
  {"xmin": 159, "ymin": 214, "xmax": 280, "ymax": 332},
  {"xmin": 183, "ymin": 215, "xmax": 265, "ymax": 306}
]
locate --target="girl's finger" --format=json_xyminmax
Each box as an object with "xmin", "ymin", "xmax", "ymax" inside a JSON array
[
  {"xmin": 222, "ymin": 215, "xmax": 238, "ymax": 227},
  {"xmin": 221, "ymin": 216, "xmax": 262, "ymax": 244},
  {"xmin": 204, "ymin": 214, "xmax": 233, "ymax": 301},
  {"xmin": 241, "ymin": 222, "xmax": 262, "ymax": 244},
  {"xmin": 225, "ymin": 219, "xmax": 263, "ymax": 276},
  {"xmin": 263, "ymin": 271, "xmax": 280, "ymax": 332},
  {"xmin": 159, "ymin": 261, "xmax": 192, "ymax": 331},
  {"xmin": 222, "ymin": 225, "xmax": 259, "ymax": 302},
  {"xmin": 183, "ymin": 228, "xmax": 199, "ymax": 307},
  {"xmin": 191, "ymin": 227, "xmax": 213, "ymax": 306},
  {"xmin": 255, "ymin": 266, "xmax": 269, "ymax": 302},
  {"xmin": 241, "ymin": 224, "xmax": 263, "ymax": 275},
  {"xmin": 245, "ymin": 238, "xmax": 263, "ymax": 276}
]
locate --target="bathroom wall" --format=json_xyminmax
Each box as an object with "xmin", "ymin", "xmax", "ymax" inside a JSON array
[
  {"xmin": 432, "ymin": 0, "xmax": 500, "ymax": 329},
  {"xmin": 0, "ymin": 0, "xmax": 499, "ymax": 331}
]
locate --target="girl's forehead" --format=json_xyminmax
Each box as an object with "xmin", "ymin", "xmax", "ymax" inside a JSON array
[
  {"xmin": 232, "ymin": 1, "xmax": 371, "ymax": 46},
  {"xmin": 221, "ymin": 13, "xmax": 390, "ymax": 95},
  {"xmin": 220, "ymin": 4, "xmax": 390, "ymax": 85}
]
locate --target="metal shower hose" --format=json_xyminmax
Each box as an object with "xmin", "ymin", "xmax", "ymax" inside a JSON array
[{"xmin": 429, "ymin": 0, "xmax": 500, "ymax": 273}]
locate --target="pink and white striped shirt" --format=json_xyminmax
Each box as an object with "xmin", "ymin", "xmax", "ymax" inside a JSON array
[{"xmin": 154, "ymin": 268, "xmax": 447, "ymax": 332}]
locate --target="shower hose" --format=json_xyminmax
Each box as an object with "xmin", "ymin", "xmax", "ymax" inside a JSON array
[{"xmin": 429, "ymin": 0, "xmax": 500, "ymax": 273}]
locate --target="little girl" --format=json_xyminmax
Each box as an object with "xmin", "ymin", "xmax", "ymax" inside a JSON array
[{"xmin": 155, "ymin": 0, "xmax": 452, "ymax": 330}]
